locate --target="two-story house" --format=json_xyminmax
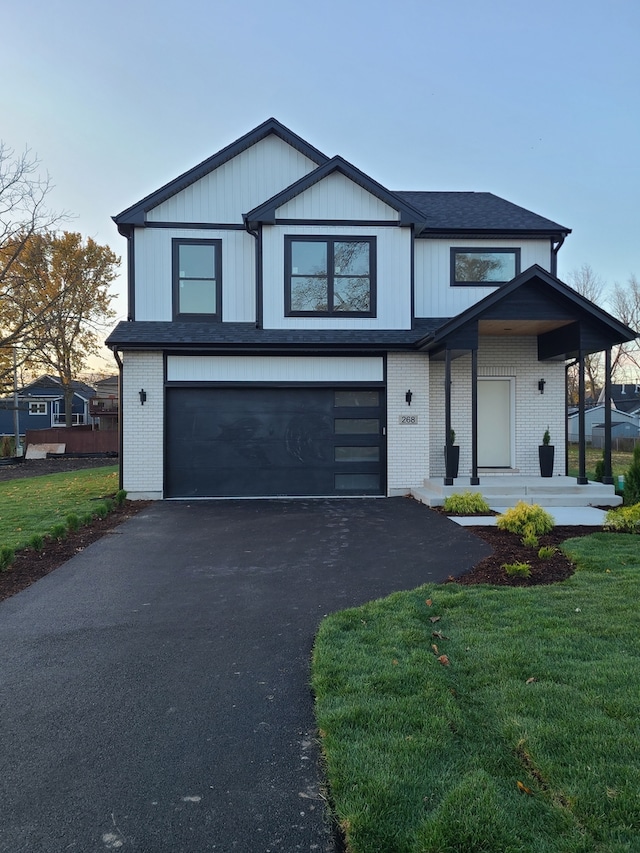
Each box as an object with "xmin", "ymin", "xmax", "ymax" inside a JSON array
[{"xmin": 107, "ymin": 119, "xmax": 635, "ymax": 501}]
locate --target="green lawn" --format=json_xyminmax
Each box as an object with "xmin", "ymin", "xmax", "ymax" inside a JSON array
[
  {"xmin": 0, "ymin": 466, "xmax": 119, "ymax": 551},
  {"xmin": 567, "ymin": 443, "xmax": 632, "ymax": 482},
  {"xmin": 312, "ymin": 534, "xmax": 640, "ymax": 853}
]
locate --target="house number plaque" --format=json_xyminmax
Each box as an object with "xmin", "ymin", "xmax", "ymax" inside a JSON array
[{"xmin": 398, "ymin": 415, "xmax": 419, "ymax": 425}]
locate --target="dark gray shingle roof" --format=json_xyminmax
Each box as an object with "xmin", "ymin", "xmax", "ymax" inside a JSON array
[
  {"xmin": 105, "ymin": 320, "xmax": 446, "ymax": 351},
  {"xmin": 394, "ymin": 191, "xmax": 570, "ymax": 235}
]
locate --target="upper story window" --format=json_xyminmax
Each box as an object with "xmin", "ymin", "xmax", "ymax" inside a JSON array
[
  {"xmin": 173, "ymin": 238, "xmax": 222, "ymax": 319},
  {"xmin": 285, "ymin": 236, "xmax": 376, "ymax": 316},
  {"xmin": 451, "ymin": 248, "xmax": 520, "ymax": 286},
  {"xmin": 29, "ymin": 401, "xmax": 47, "ymax": 415}
]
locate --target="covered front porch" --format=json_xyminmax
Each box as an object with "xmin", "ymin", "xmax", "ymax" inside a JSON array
[{"xmin": 411, "ymin": 473, "xmax": 621, "ymax": 508}]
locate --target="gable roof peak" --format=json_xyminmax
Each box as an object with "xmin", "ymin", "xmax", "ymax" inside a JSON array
[{"xmin": 113, "ymin": 118, "xmax": 329, "ymax": 229}]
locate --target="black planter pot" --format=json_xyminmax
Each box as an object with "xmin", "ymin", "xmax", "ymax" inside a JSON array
[
  {"xmin": 445, "ymin": 445, "xmax": 460, "ymax": 479},
  {"xmin": 538, "ymin": 445, "xmax": 555, "ymax": 478}
]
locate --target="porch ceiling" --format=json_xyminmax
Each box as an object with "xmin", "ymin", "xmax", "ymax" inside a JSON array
[{"xmin": 479, "ymin": 318, "xmax": 574, "ymax": 336}]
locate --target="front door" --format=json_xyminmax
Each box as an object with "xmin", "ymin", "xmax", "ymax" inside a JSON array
[{"xmin": 477, "ymin": 379, "xmax": 512, "ymax": 467}]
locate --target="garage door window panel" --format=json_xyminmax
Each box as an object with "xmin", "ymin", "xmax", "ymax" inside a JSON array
[{"xmin": 173, "ymin": 238, "xmax": 222, "ymax": 319}]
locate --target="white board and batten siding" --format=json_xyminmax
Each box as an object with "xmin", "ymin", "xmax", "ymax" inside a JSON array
[
  {"xmin": 145, "ymin": 135, "xmax": 319, "ymax": 225},
  {"xmin": 166, "ymin": 355, "xmax": 384, "ymax": 384},
  {"xmin": 414, "ymin": 238, "xmax": 552, "ymax": 318},
  {"xmin": 133, "ymin": 227, "xmax": 256, "ymax": 322},
  {"xmin": 276, "ymin": 172, "xmax": 400, "ymax": 221},
  {"xmin": 262, "ymin": 224, "xmax": 412, "ymax": 330}
]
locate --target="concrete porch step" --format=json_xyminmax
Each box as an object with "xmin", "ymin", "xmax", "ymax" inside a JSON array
[{"xmin": 412, "ymin": 476, "xmax": 621, "ymax": 508}]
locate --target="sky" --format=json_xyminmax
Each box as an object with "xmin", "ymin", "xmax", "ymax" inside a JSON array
[{"xmin": 2, "ymin": 0, "xmax": 639, "ymax": 372}]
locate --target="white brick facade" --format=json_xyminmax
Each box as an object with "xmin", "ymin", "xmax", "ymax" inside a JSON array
[
  {"xmin": 387, "ymin": 353, "xmax": 430, "ymax": 494},
  {"xmin": 122, "ymin": 351, "xmax": 164, "ymax": 499},
  {"xmin": 429, "ymin": 337, "xmax": 566, "ymax": 478}
]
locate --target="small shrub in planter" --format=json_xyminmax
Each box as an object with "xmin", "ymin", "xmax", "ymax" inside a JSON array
[
  {"xmin": 604, "ymin": 503, "xmax": 640, "ymax": 533},
  {"xmin": 497, "ymin": 502, "xmax": 554, "ymax": 537},
  {"xmin": 0, "ymin": 545, "xmax": 15, "ymax": 572},
  {"xmin": 502, "ymin": 561, "xmax": 531, "ymax": 578},
  {"xmin": 442, "ymin": 491, "xmax": 491, "ymax": 515}
]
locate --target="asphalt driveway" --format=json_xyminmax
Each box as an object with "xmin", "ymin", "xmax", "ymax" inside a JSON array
[{"xmin": 0, "ymin": 498, "xmax": 490, "ymax": 853}]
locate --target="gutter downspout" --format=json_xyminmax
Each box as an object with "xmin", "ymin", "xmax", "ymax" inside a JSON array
[
  {"xmin": 551, "ymin": 235, "xmax": 565, "ymax": 277},
  {"xmin": 244, "ymin": 218, "xmax": 262, "ymax": 329},
  {"xmin": 111, "ymin": 346, "xmax": 124, "ymax": 492}
]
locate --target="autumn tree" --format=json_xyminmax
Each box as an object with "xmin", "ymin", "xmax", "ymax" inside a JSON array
[
  {"xmin": 566, "ymin": 263, "xmax": 607, "ymax": 403},
  {"xmin": 0, "ymin": 144, "xmax": 64, "ymax": 388},
  {"xmin": 610, "ymin": 273, "xmax": 640, "ymax": 378},
  {"xmin": 21, "ymin": 231, "xmax": 119, "ymax": 425}
]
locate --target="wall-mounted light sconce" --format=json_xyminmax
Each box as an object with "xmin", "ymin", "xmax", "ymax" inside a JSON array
[
  {"xmin": 405, "ymin": 390, "xmax": 413, "ymax": 406},
  {"xmin": 538, "ymin": 379, "xmax": 546, "ymax": 394},
  {"xmin": 139, "ymin": 389, "xmax": 147, "ymax": 405}
]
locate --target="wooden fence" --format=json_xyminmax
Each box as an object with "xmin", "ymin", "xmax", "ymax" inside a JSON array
[{"xmin": 25, "ymin": 427, "xmax": 118, "ymax": 454}]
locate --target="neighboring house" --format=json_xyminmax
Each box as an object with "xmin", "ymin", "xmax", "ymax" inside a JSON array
[
  {"xmin": 567, "ymin": 404, "xmax": 638, "ymax": 441},
  {"xmin": 597, "ymin": 383, "xmax": 640, "ymax": 416},
  {"xmin": 89, "ymin": 376, "xmax": 119, "ymax": 431},
  {"xmin": 107, "ymin": 118, "xmax": 636, "ymax": 500},
  {"xmin": 0, "ymin": 375, "xmax": 96, "ymax": 435},
  {"xmin": 592, "ymin": 420, "xmax": 640, "ymax": 449}
]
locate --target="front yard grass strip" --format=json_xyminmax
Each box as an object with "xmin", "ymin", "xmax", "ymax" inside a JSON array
[
  {"xmin": 0, "ymin": 466, "xmax": 119, "ymax": 551},
  {"xmin": 312, "ymin": 533, "xmax": 640, "ymax": 853}
]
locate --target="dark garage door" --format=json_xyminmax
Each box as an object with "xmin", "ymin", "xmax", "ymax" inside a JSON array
[{"xmin": 166, "ymin": 387, "xmax": 385, "ymax": 497}]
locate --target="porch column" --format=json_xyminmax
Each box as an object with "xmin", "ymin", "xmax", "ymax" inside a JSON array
[
  {"xmin": 444, "ymin": 348, "xmax": 453, "ymax": 485},
  {"xmin": 577, "ymin": 349, "xmax": 588, "ymax": 484},
  {"xmin": 602, "ymin": 348, "xmax": 614, "ymax": 484},
  {"xmin": 470, "ymin": 347, "xmax": 479, "ymax": 485}
]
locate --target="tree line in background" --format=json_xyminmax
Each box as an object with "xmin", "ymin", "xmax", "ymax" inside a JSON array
[
  {"xmin": 0, "ymin": 144, "xmax": 119, "ymax": 424},
  {"xmin": 566, "ymin": 263, "xmax": 640, "ymax": 405}
]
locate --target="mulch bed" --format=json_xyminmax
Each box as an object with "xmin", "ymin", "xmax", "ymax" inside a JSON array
[{"xmin": 452, "ymin": 524, "xmax": 602, "ymax": 586}]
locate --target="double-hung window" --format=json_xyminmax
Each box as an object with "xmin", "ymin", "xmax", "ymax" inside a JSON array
[
  {"xmin": 285, "ymin": 236, "xmax": 376, "ymax": 316},
  {"xmin": 450, "ymin": 248, "xmax": 520, "ymax": 286},
  {"xmin": 29, "ymin": 402, "xmax": 47, "ymax": 415},
  {"xmin": 173, "ymin": 238, "xmax": 222, "ymax": 319}
]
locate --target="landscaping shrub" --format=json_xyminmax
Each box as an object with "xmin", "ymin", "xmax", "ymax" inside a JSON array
[
  {"xmin": 502, "ymin": 561, "xmax": 531, "ymax": 578},
  {"xmin": 442, "ymin": 491, "xmax": 491, "ymax": 514},
  {"xmin": 50, "ymin": 523, "xmax": 67, "ymax": 541},
  {"xmin": 538, "ymin": 545, "xmax": 556, "ymax": 560},
  {"xmin": 521, "ymin": 524, "xmax": 539, "ymax": 548},
  {"xmin": 594, "ymin": 452, "xmax": 605, "ymax": 483},
  {"xmin": 604, "ymin": 503, "xmax": 640, "ymax": 533},
  {"xmin": 94, "ymin": 502, "xmax": 110, "ymax": 519},
  {"xmin": 623, "ymin": 443, "xmax": 640, "ymax": 505},
  {"xmin": 29, "ymin": 533, "xmax": 44, "ymax": 552},
  {"xmin": 0, "ymin": 545, "xmax": 15, "ymax": 571},
  {"xmin": 496, "ymin": 502, "xmax": 554, "ymax": 537},
  {"xmin": 114, "ymin": 489, "xmax": 127, "ymax": 507},
  {"xmin": 81, "ymin": 512, "xmax": 95, "ymax": 526},
  {"xmin": 66, "ymin": 513, "xmax": 80, "ymax": 533}
]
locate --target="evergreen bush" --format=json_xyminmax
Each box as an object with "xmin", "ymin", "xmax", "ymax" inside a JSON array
[{"xmin": 496, "ymin": 502, "xmax": 554, "ymax": 537}]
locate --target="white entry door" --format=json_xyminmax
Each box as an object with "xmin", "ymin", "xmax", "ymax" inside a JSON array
[{"xmin": 478, "ymin": 379, "xmax": 513, "ymax": 467}]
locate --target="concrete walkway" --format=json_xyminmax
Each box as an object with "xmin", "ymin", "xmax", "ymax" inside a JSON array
[
  {"xmin": 451, "ymin": 505, "xmax": 608, "ymax": 526},
  {"xmin": 0, "ymin": 498, "xmax": 490, "ymax": 853}
]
